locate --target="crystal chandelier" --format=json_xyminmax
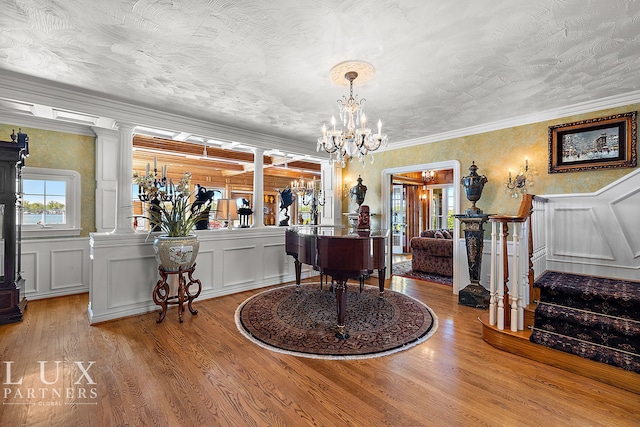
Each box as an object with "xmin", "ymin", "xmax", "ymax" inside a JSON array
[
  {"xmin": 317, "ymin": 64, "xmax": 388, "ymax": 167},
  {"xmin": 422, "ymin": 170, "xmax": 435, "ymax": 183}
]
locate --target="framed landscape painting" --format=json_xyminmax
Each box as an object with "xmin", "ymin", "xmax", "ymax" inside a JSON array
[{"xmin": 548, "ymin": 111, "xmax": 637, "ymax": 173}]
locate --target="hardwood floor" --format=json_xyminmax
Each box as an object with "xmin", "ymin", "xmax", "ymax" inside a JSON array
[{"xmin": 1, "ymin": 276, "xmax": 639, "ymax": 426}]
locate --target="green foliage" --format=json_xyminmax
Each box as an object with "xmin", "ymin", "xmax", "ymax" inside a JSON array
[
  {"xmin": 133, "ymin": 171, "xmax": 211, "ymax": 238},
  {"xmin": 23, "ymin": 201, "xmax": 44, "ymax": 213},
  {"xmin": 46, "ymin": 201, "xmax": 65, "ymax": 211}
]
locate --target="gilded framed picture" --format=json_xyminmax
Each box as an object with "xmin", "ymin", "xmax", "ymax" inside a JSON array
[{"xmin": 548, "ymin": 111, "xmax": 637, "ymax": 173}]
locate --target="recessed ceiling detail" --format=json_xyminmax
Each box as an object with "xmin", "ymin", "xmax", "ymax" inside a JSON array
[{"xmin": 329, "ymin": 61, "xmax": 375, "ymax": 86}]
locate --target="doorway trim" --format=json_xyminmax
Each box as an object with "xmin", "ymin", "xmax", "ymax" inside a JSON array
[{"xmin": 381, "ymin": 160, "xmax": 462, "ymax": 294}]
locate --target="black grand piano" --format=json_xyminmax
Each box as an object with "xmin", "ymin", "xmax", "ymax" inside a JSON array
[{"xmin": 285, "ymin": 226, "xmax": 388, "ymax": 339}]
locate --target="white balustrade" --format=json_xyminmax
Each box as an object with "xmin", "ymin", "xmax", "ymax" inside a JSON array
[
  {"xmin": 489, "ymin": 222, "xmax": 497, "ymax": 326},
  {"xmin": 489, "ymin": 216, "xmax": 529, "ymax": 332}
]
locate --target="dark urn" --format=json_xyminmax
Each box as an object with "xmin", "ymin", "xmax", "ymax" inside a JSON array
[
  {"xmin": 460, "ymin": 161, "xmax": 488, "ymax": 215},
  {"xmin": 349, "ymin": 175, "xmax": 367, "ymax": 211}
]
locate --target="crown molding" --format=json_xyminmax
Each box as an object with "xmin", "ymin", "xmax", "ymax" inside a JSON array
[
  {"xmin": 0, "ymin": 69, "xmax": 319, "ymax": 158},
  {"xmin": 387, "ymin": 90, "xmax": 640, "ymax": 150},
  {"xmin": 0, "ymin": 111, "xmax": 97, "ymax": 137},
  {"xmin": 5, "ymin": 68, "xmax": 640, "ymax": 157}
]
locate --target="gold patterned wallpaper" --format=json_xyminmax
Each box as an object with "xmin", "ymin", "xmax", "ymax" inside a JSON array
[
  {"xmin": 2, "ymin": 103, "xmax": 638, "ymax": 238},
  {"xmin": 343, "ymin": 104, "xmax": 640, "ymax": 228},
  {"xmin": 0, "ymin": 124, "xmax": 96, "ymax": 237}
]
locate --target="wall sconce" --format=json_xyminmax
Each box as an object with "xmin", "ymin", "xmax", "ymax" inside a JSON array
[
  {"xmin": 342, "ymin": 179, "xmax": 352, "ymax": 198},
  {"xmin": 505, "ymin": 157, "xmax": 534, "ymax": 198}
]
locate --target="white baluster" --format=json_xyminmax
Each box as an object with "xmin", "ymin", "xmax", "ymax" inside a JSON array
[
  {"xmin": 511, "ymin": 222, "xmax": 520, "ymax": 332},
  {"xmin": 519, "ymin": 221, "xmax": 528, "ymax": 330},
  {"xmin": 497, "ymin": 223, "xmax": 505, "ymax": 331},
  {"xmin": 489, "ymin": 221, "xmax": 497, "ymax": 326}
]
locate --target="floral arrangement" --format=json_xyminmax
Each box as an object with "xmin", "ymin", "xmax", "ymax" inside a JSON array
[{"xmin": 133, "ymin": 171, "xmax": 211, "ymax": 237}]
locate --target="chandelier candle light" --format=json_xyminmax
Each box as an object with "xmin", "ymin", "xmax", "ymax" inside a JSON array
[{"xmin": 317, "ymin": 61, "xmax": 388, "ymax": 167}]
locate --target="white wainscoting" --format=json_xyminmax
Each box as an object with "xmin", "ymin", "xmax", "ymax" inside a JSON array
[
  {"xmin": 88, "ymin": 227, "xmax": 307, "ymax": 324},
  {"xmin": 22, "ymin": 237, "xmax": 91, "ymax": 300},
  {"xmin": 541, "ymin": 169, "xmax": 640, "ymax": 281}
]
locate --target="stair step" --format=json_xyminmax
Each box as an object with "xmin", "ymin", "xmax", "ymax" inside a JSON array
[
  {"xmin": 533, "ymin": 303, "xmax": 640, "ymax": 353},
  {"xmin": 530, "ymin": 329, "xmax": 640, "ymax": 374},
  {"xmin": 535, "ymin": 271, "xmax": 640, "ymax": 321}
]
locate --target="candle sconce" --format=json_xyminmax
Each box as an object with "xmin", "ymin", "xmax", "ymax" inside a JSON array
[
  {"xmin": 136, "ymin": 157, "xmax": 172, "ymax": 231},
  {"xmin": 292, "ymin": 176, "xmax": 325, "ymax": 225},
  {"xmin": 137, "ymin": 157, "xmax": 172, "ymax": 203},
  {"xmin": 505, "ymin": 158, "xmax": 534, "ymax": 198}
]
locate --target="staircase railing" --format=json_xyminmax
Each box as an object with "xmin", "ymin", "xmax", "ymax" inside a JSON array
[{"xmin": 488, "ymin": 195, "xmax": 537, "ymax": 332}]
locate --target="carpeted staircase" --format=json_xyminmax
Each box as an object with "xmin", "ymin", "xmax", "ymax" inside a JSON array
[{"xmin": 530, "ymin": 271, "xmax": 640, "ymax": 373}]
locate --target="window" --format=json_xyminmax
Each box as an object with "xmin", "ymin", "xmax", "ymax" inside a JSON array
[
  {"xmin": 429, "ymin": 185, "xmax": 455, "ymax": 230},
  {"xmin": 22, "ymin": 167, "xmax": 81, "ymax": 238},
  {"xmin": 391, "ymin": 184, "xmax": 406, "ymax": 254}
]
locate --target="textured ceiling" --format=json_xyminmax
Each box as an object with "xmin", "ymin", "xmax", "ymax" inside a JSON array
[{"xmin": 1, "ymin": 0, "xmax": 640, "ymax": 147}]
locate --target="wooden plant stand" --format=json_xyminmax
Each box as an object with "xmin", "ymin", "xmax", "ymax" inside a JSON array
[{"xmin": 153, "ymin": 264, "xmax": 202, "ymax": 323}]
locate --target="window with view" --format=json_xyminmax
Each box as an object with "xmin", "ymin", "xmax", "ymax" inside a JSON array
[
  {"xmin": 22, "ymin": 167, "xmax": 81, "ymax": 238},
  {"xmin": 23, "ymin": 179, "xmax": 67, "ymax": 225}
]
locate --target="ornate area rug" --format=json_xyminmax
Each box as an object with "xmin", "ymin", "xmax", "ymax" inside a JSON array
[
  {"xmin": 392, "ymin": 260, "xmax": 453, "ymax": 286},
  {"xmin": 235, "ymin": 283, "xmax": 438, "ymax": 360}
]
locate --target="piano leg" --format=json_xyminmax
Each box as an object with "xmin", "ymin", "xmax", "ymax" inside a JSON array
[
  {"xmin": 294, "ymin": 258, "xmax": 302, "ymax": 292},
  {"xmin": 334, "ymin": 280, "xmax": 349, "ymax": 339},
  {"xmin": 377, "ymin": 267, "xmax": 387, "ymax": 299}
]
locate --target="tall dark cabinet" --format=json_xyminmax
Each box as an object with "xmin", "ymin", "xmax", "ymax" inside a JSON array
[{"xmin": 0, "ymin": 130, "xmax": 29, "ymax": 324}]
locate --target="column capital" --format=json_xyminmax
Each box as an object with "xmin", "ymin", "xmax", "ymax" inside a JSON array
[
  {"xmin": 91, "ymin": 127, "xmax": 119, "ymax": 139},
  {"xmin": 116, "ymin": 122, "xmax": 137, "ymax": 134}
]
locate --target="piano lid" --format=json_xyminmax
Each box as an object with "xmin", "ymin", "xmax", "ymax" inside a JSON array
[{"xmin": 287, "ymin": 226, "xmax": 389, "ymax": 239}]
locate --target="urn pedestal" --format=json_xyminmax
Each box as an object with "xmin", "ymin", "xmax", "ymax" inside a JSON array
[
  {"xmin": 152, "ymin": 235, "xmax": 201, "ymax": 323},
  {"xmin": 454, "ymin": 214, "xmax": 492, "ymax": 308},
  {"xmin": 457, "ymin": 161, "xmax": 491, "ymax": 308}
]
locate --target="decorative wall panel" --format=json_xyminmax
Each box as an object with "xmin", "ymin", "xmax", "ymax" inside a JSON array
[
  {"xmin": 107, "ymin": 256, "xmax": 157, "ymax": 309},
  {"xmin": 550, "ymin": 208, "xmax": 614, "ymax": 260},
  {"xmin": 51, "ymin": 248, "xmax": 86, "ymax": 289},
  {"xmin": 262, "ymin": 243, "xmax": 287, "ymax": 280},
  {"xmin": 610, "ymin": 188, "xmax": 640, "ymax": 258},
  {"xmin": 222, "ymin": 245, "xmax": 257, "ymax": 287}
]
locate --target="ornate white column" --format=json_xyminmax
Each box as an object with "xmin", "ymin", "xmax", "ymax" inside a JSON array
[
  {"xmin": 252, "ymin": 147, "xmax": 265, "ymax": 228},
  {"xmin": 92, "ymin": 127, "xmax": 119, "ymax": 232},
  {"xmin": 113, "ymin": 123, "xmax": 136, "ymax": 234}
]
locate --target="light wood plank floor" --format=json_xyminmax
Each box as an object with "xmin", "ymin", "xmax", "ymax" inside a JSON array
[{"xmin": 1, "ymin": 276, "xmax": 639, "ymax": 426}]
